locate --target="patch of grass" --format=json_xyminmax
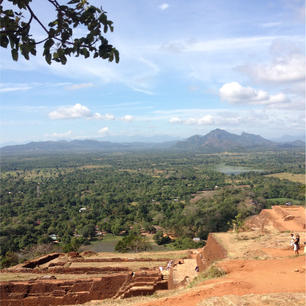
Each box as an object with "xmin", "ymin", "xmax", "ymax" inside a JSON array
[
  {"xmin": 79, "ymin": 249, "xmax": 190, "ymax": 261},
  {"xmin": 70, "ymin": 261, "xmax": 167, "ymax": 270},
  {"xmin": 80, "ymin": 234, "xmax": 122, "ymax": 252},
  {"xmin": 188, "ymin": 265, "xmax": 226, "ymax": 288},
  {"xmin": 265, "ymin": 173, "xmax": 305, "ymax": 184}
]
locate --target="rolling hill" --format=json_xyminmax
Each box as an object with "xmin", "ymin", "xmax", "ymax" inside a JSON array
[{"xmin": 0, "ymin": 129, "xmax": 304, "ymax": 155}]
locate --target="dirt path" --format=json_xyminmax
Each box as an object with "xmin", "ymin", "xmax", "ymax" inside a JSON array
[
  {"xmin": 172, "ymin": 258, "xmax": 198, "ymax": 286},
  {"xmin": 246, "ymin": 205, "xmax": 306, "ymax": 232},
  {"xmin": 137, "ymin": 255, "xmax": 305, "ymax": 306}
]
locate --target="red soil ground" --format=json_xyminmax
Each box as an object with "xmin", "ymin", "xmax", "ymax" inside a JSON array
[
  {"xmin": 135, "ymin": 205, "xmax": 306, "ymax": 306},
  {"xmin": 137, "ymin": 255, "xmax": 305, "ymax": 306},
  {"xmin": 2, "ymin": 205, "xmax": 305, "ymax": 306},
  {"xmin": 245, "ymin": 205, "xmax": 305, "ymax": 232}
]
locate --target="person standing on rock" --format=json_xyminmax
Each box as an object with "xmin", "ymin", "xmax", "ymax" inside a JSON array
[
  {"xmin": 294, "ymin": 233, "xmax": 300, "ymax": 255},
  {"xmin": 290, "ymin": 233, "xmax": 295, "ymax": 249}
]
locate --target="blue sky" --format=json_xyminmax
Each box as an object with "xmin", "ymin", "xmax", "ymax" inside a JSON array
[{"xmin": 0, "ymin": 0, "xmax": 305, "ymax": 144}]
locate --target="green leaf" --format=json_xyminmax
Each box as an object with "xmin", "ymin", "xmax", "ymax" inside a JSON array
[
  {"xmin": 0, "ymin": 35, "xmax": 9, "ymax": 48},
  {"xmin": 11, "ymin": 49, "xmax": 18, "ymax": 61},
  {"xmin": 114, "ymin": 49, "xmax": 119, "ymax": 63},
  {"xmin": 99, "ymin": 13, "xmax": 107, "ymax": 25},
  {"xmin": 45, "ymin": 53, "xmax": 52, "ymax": 65},
  {"xmin": 9, "ymin": 35, "xmax": 17, "ymax": 49},
  {"xmin": 48, "ymin": 20, "xmax": 58, "ymax": 27},
  {"xmin": 44, "ymin": 39, "xmax": 54, "ymax": 49},
  {"xmin": 6, "ymin": 10, "xmax": 14, "ymax": 17},
  {"xmin": 108, "ymin": 52, "xmax": 113, "ymax": 62},
  {"xmin": 68, "ymin": 0, "xmax": 80, "ymax": 4},
  {"xmin": 61, "ymin": 55, "xmax": 67, "ymax": 65},
  {"xmin": 30, "ymin": 48, "xmax": 36, "ymax": 56},
  {"xmin": 49, "ymin": 28, "xmax": 56, "ymax": 38}
]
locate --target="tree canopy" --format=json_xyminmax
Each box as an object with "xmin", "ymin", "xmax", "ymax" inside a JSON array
[
  {"xmin": 0, "ymin": 151, "xmax": 304, "ymax": 266},
  {"xmin": 0, "ymin": 0, "xmax": 119, "ymax": 64}
]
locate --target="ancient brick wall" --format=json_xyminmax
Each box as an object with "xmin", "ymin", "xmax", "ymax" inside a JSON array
[
  {"xmin": 0, "ymin": 270, "xmax": 167, "ymax": 305},
  {"xmin": 0, "ymin": 274, "xmax": 128, "ymax": 306},
  {"xmin": 196, "ymin": 233, "xmax": 227, "ymax": 272}
]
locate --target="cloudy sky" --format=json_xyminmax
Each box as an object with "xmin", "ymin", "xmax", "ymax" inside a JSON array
[{"xmin": 0, "ymin": 0, "xmax": 305, "ymax": 144}]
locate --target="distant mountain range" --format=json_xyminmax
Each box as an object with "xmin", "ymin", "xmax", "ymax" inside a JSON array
[
  {"xmin": 1, "ymin": 129, "xmax": 304, "ymax": 155},
  {"xmin": 0, "ymin": 139, "xmax": 175, "ymax": 155},
  {"xmin": 175, "ymin": 129, "xmax": 304, "ymax": 152},
  {"xmin": 271, "ymin": 134, "xmax": 305, "ymax": 143}
]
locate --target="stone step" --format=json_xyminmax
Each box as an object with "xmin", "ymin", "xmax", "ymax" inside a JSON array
[
  {"xmin": 121, "ymin": 281, "xmax": 156, "ymax": 291},
  {"xmin": 133, "ymin": 276, "xmax": 159, "ymax": 282},
  {"xmin": 8, "ymin": 292, "xmax": 27, "ymax": 299},
  {"xmin": 115, "ymin": 280, "xmax": 157, "ymax": 298},
  {"xmin": 121, "ymin": 285, "xmax": 155, "ymax": 298},
  {"xmin": 154, "ymin": 280, "xmax": 168, "ymax": 290}
]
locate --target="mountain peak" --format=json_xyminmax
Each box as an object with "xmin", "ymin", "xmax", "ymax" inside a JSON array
[
  {"xmin": 175, "ymin": 129, "xmax": 275, "ymax": 152},
  {"xmin": 208, "ymin": 128, "xmax": 228, "ymax": 135}
]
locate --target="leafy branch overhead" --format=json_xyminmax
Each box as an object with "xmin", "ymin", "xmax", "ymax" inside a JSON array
[{"xmin": 0, "ymin": 0, "xmax": 119, "ymax": 64}]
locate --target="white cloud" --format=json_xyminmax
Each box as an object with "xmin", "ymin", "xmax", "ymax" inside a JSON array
[
  {"xmin": 169, "ymin": 115, "xmax": 214, "ymax": 126},
  {"xmin": 260, "ymin": 22, "xmax": 282, "ymax": 28},
  {"xmin": 167, "ymin": 107, "xmax": 304, "ymax": 136},
  {"xmin": 197, "ymin": 115, "xmax": 214, "ymax": 125},
  {"xmin": 0, "ymin": 85, "xmax": 32, "ymax": 93},
  {"xmin": 98, "ymin": 127, "xmax": 109, "ymax": 136},
  {"xmin": 159, "ymin": 3, "xmax": 169, "ymax": 10},
  {"xmin": 48, "ymin": 54, "xmax": 159, "ymax": 95},
  {"xmin": 0, "ymin": 82, "xmax": 95, "ymax": 93},
  {"xmin": 169, "ymin": 117, "xmax": 182, "ymax": 123},
  {"xmin": 104, "ymin": 113, "xmax": 115, "ymax": 120},
  {"xmin": 46, "ymin": 130, "xmax": 72, "ymax": 138},
  {"xmin": 131, "ymin": 87, "xmax": 154, "ymax": 95},
  {"xmin": 93, "ymin": 113, "xmax": 115, "ymax": 120},
  {"xmin": 268, "ymin": 93, "xmax": 289, "ymax": 104},
  {"xmin": 219, "ymin": 82, "xmax": 268, "ymax": 103},
  {"xmin": 49, "ymin": 57, "xmax": 120, "ymax": 84},
  {"xmin": 244, "ymin": 54, "xmax": 305, "ymax": 83},
  {"xmin": 121, "ymin": 115, "xmax": 134, "ymax": 122},
  {"xmin": 219, "ymin": 82, "xmax": 289, "ymax": 105},
  {"xmin": 126, "ymin": 58, "xmax": 160, "ymax": 95},
  {"xmin": 160, "ymin": 36, "xmax": 289, "ymax": 54},
  {"xmin": 48, "ymin": 104, "xmax": 115, "ymax": 120},
  {"xmin": 0, "ymin": 82, "xmax": 78, "ymax": 94},
  {"xmin": 65, "ymin": 83, "xmax": 94, "ymax": 90},
  {"xmin": 49, "ymin": 103, "xmax": 92, "ymax": 120}
]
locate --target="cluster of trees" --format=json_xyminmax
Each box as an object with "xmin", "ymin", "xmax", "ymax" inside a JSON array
[
  {"xmin": 0, "ymin": 151, "xmax": 304, "ymax": 266},
  {"xmin": 115, "ymin": 232, "xmax": 151, "ymax": 253}
]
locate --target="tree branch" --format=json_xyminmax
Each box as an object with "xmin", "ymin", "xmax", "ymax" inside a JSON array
[{"xmin": 25, "ymin": 4, "xmax": 49, "ymax": 35}]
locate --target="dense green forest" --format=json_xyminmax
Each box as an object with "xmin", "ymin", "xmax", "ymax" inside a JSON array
[{"xmin": 0, "ymin": 151, "xmax": 304, "ymax": 266}]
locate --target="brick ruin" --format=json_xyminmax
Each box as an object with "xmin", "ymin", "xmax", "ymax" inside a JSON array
[
  {"xmin": 0, "ymin": 234, "xmax": 227, "ymax": 305},
  {"xmin": 1, "ymin": 271, "xmax": 168, "ymax": 306},
  {"xmin": 0, "ymin": 253, "xmax": 169, "ymax": 305},
  {"xmin": 196, "ymin": 234, "xmax": 227, "ymax": 272}
]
